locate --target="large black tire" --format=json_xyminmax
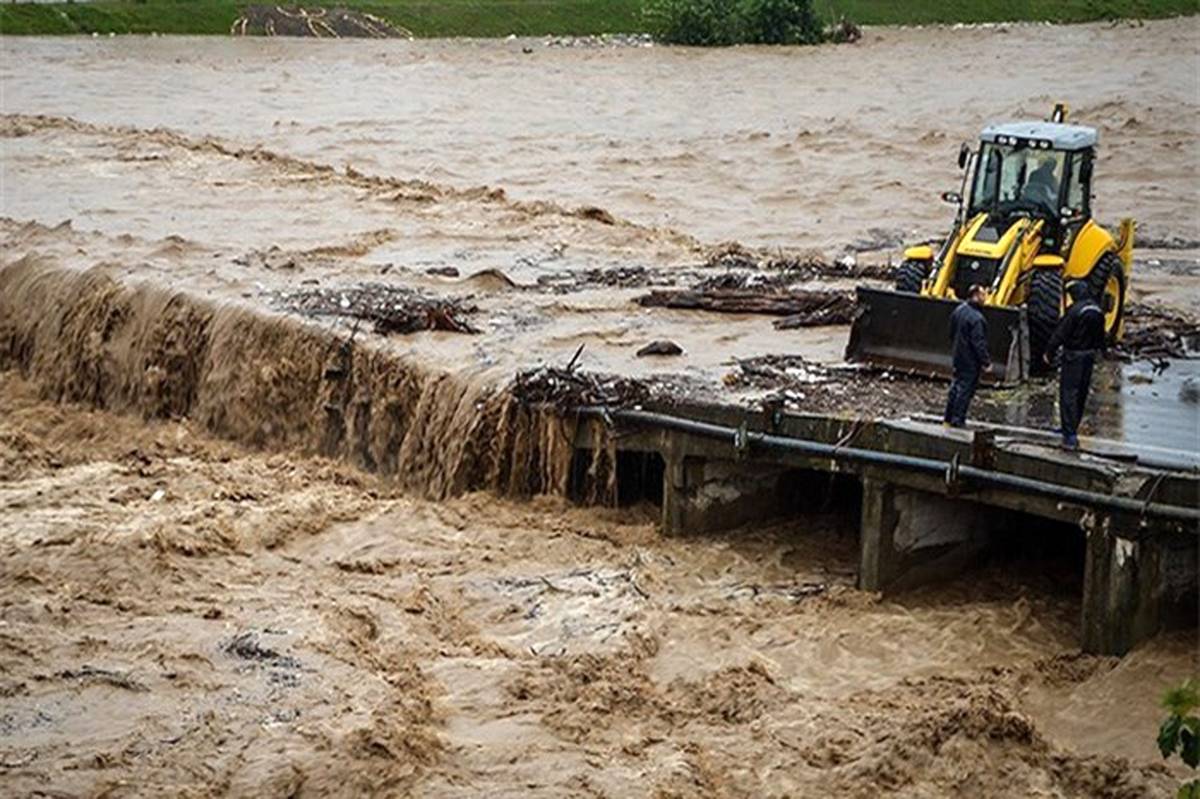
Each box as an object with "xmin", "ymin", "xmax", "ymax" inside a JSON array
[
  {"xmin": 1028, "ymin": 269, "xmax": 1063, "ymax": 374},
  {"xmin": 895, "ymin": 259, "xmax": 928, "ymax": 293},
  {"xmin": 1086, "ymin": 251, "xmax": 1126, "ymax": 345}
]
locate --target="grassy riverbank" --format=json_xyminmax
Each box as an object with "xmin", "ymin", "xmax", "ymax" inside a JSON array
[{"xmin": 0, "ymin": 0, "xmax": 1195, "ymax": 37}]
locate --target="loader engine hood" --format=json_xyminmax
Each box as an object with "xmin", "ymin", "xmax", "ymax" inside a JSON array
[{"xmin": 948, "ymin": 213, "xmax": 1034, "ymax": 298}]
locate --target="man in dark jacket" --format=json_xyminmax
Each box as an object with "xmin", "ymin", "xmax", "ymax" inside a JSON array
[
  {"xmin": 1044, "ymin": 279, "xmax": 1107, "ymax": 450},
  {"xmin": 944, "ymin": 284, "xmax": 992, "ymax": 428}
]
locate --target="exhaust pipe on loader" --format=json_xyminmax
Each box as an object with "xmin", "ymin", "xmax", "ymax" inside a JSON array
[{"xmin": 845, "ymin": 287, "xmax": 1030, "ymax": 385}]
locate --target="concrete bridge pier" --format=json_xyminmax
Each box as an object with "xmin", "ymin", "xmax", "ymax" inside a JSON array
[
  {"xmin": 662, "ymin": 454, "xmax": 795, "ymax": 536},
  {"xmin": 1082, "ymin": 519, "xmax": 1199, "ymax": 655},
  {"xmin": 856, "ymin": 477, "xmax": 995, "ymax": 594}
]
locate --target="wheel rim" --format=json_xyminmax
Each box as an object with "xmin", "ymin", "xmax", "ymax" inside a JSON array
[{"xmin": 1104, "ymin": 273, "xmax": 1122, "ymax": 333}]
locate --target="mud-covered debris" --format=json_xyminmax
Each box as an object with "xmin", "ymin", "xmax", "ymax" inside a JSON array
[
  {"xmin": 1114, "ymin": 303, "xmax": 1200, "ymax": 361},
  {"xmin": 223, "ymin": 632, "xmax": 300, "ymax": 669},
  {"xmin": 694, "ymin": 271, "xmax": 787, "ymax": 291},
  {"xmin": 232, "ymin": 5, "xmax": 412, "ymax": 38},
  {"xmin": 574, "ymin": 205, "xmax": 617, "ymax": 225},
  {"xmin": 772, "ymin": 254, "xmax": 891, "ymax": 280},
  {"xmin": 636, "ymin": 340, "xmax": 683, "ymax": 357},
  {"xmin": 580, "ymin": 265, "xmax": 653, "ymax": 287},
  {"xmin": 774, "ymin": 293, "xmax": 857, "ymax": 328},
  {"xmin": 1135, "ymin": 230, "xmax": 1200, "ymax": 250},
  {"xmin": 56, "ymin": 665, "xmax": 148, "ymax": 693},
  {"xmin": 1138, "ymin": 257, "xmax": 1200, "ymax": 277},
  {"xmin": 537, "ymin": 265, "xmax": 671, "ymax": 293},
  {"xmin": 637, "ymin": 287, "xmax": 854, "ymax": 324},
  {"xmin": 704, "ymin": 242, "xmax": 762, "ymax": 270},
  {"xmin": 425, "ymin": 266, "xmax": 460, "ymax": 278},
  {"xmin": 724, "ymin": 354, "xmax": 831, "ymax": 390},
  {"xmin": 703, "ymin": 242, "xmax": 890, "ymax": 280},
  {"xmin": 843, "ymin": 227, "xmax": 905, "ymax": 254},
  {"xmin": 691, "ymin": 266, "xmax": 866, "ymax": 295},
  {"xmin": 513, "ymin": 367, "xmax": 651, "ymax": 409},
  {"xmin": 270, "ymin": 283, "xmax": 478, "ymax": 335},
  {"xmin": 234, "ymin": 246, "xmax": 304, "ymax": 271},
  {"xmin": 726, "ymin": 581, "xmax": 827, "ymax": 601},
  {"xmin": 724, "ymin": 356, "xmax": 948, "ymax": 416}
]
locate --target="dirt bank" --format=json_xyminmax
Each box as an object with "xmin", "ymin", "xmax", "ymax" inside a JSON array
[{"xmin": 0, "ymin": 373, "xmax": 1191, "ymax": 797}]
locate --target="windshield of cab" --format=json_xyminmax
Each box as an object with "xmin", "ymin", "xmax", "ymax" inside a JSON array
[{"xmin": 969, "ymin": 142, "xmax": 1066, "ymax": 217}]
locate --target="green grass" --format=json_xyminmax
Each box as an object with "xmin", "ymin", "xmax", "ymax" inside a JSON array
[
  {"xmin": 820, "ymin": 0, "xmax": 1199, "ymax": 25},
  {"xmin": 0, "ymin": 0, "xmax": 642, "ymax": 36},
  {"xmin": 0, "ymin": 0, "xmax": 1195, "ymax": 37}
]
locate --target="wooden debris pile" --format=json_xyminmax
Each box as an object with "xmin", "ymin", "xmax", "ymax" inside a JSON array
[
  {"xmin": 577, "ymin": 265, "xmax": 655, "ymax": 288},
  {"xmin": 723, "ymin": 355, "xmax": 946, "ymax": 415},
  {"xmin": 512, "ymin": 358, "xmax": 652, "ymax": 409},
  {"xmin": 636, "ymin": 286, "xmax": 855, "ymax": 327},
  {"xmin": 703, "ymin": 242, "xmax": 891, "ymax": 280},
  {"xmin": 723, "ymin": 355, "xmax": 831, "ymax": 391},
  {"xmin": 1116, "ymin": 303, "xmax": 1200, "ymax": 361},
  {"xmin": 271, "ymin": 283, "xmax": 478, "ymax": 335},
  {"xmin": 536, "ymin": 265, "xmax": 674, "ymax": 294}
]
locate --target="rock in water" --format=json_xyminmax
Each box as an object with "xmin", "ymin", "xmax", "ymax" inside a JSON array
[{"xmin": 637, "ymin": 340, "xmax": 684, "ymax": 357}]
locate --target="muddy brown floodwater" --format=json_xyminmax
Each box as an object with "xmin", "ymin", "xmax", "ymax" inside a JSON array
[
  {"xmin": 0, "ymin": 373, "xmax": 1193, "ymax": 797},
  {"xmin": 1, "ymin": 21, "xmax": 1198, "ymax": 252},
  {"xmin": 0, "ymin": 18, "xmax": 1198, "ymax": 799}
]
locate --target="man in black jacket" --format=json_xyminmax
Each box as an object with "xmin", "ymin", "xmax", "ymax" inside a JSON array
[
  {"xmin": 1044, "ymin": 279, "xmax": 1107, "ymax": 450},
  {"xmin": 944, "ymin": 284, "xmax": 992, "ymax": 428}
]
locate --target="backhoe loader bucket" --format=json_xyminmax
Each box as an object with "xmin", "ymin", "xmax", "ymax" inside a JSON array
[{"xmin": 845, "ymin": 288, "xmax": 1030, "ymax": 385}]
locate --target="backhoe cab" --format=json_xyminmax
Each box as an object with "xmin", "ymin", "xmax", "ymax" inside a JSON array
[{"xmin": 846, "ymin": 104, "xmax": 1133, "ymax": 384}]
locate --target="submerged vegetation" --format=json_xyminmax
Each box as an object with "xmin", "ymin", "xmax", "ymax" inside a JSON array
[{"xmin": 0, "ymin": 0, "xmax": 1196, "ymax": 37}]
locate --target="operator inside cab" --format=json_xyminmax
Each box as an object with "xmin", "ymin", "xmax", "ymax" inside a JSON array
[{"xmin": 1022, "ymin": 155, "xmax": 1060, "ymax": 208}]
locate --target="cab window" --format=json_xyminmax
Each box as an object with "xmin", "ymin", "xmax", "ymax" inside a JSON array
[
  {"xmin": 969, "ymin": 142, "xmax": 1066, "ymax": 216},
  {"xmin": 1066, "ymin": 152, "xmax": 1088, "ymax": 214}
]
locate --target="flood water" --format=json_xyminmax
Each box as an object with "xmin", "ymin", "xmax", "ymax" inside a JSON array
[
  {"xmin": 0, "ymin": 21, "xmax": 1198, "ymax": 798},
  {"xmin": 2, "ymin": 20, "xmax": 1198, "ymax": 252}
]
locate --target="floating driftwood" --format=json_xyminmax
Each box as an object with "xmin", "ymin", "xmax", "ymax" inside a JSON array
[
  {"xmin": 270, "ymin": 284, "xmax": 478, "ymax": 335},
  {"xmin": 636, "ymin": 287, "xmax": 855, "ymax": 327}
]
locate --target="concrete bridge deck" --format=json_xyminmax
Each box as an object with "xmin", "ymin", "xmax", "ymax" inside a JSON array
[{"xmin": 568, "ymin": 401, "xmax": 1200, "ymax": 656}]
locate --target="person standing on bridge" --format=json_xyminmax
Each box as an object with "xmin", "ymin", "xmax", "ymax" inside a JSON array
[
  {"xmin": 1044, "ymin": 279, "xmax": 1107, "ymax": 451},
  {"xmin": 943, "ymin": 284, "xmax": 992, "ymax": 428}
]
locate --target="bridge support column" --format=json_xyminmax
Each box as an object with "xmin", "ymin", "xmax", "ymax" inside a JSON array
[
  {"xmin": 1081, "ymin": 522, "xmax": 1198, "ymax": 655},
  {"xmin": 663, "ymin": 455, "xmax": 791, "ymax": 536},
  {"xmin": 858, "ymin": 477, "xmax": 991, "ymax": 593}
]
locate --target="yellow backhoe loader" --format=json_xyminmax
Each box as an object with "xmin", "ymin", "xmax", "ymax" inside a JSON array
[{"xmin": 846, "ymin": 104, "xmax": 1133, "ymax": 384}]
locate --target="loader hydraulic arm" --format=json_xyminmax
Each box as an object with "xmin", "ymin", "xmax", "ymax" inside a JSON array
[{"xmin": 991, "ymin": 220, "xmax": 1044, "ymax": 306}]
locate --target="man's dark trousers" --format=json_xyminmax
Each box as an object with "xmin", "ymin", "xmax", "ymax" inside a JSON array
[
  {"xmin": 944, "ymin": 367, "xmax": 980, "ymax": 427},
  {"xmin": 1059, "ymin": 349, "xmax": 1095, "ymax": 442}
]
